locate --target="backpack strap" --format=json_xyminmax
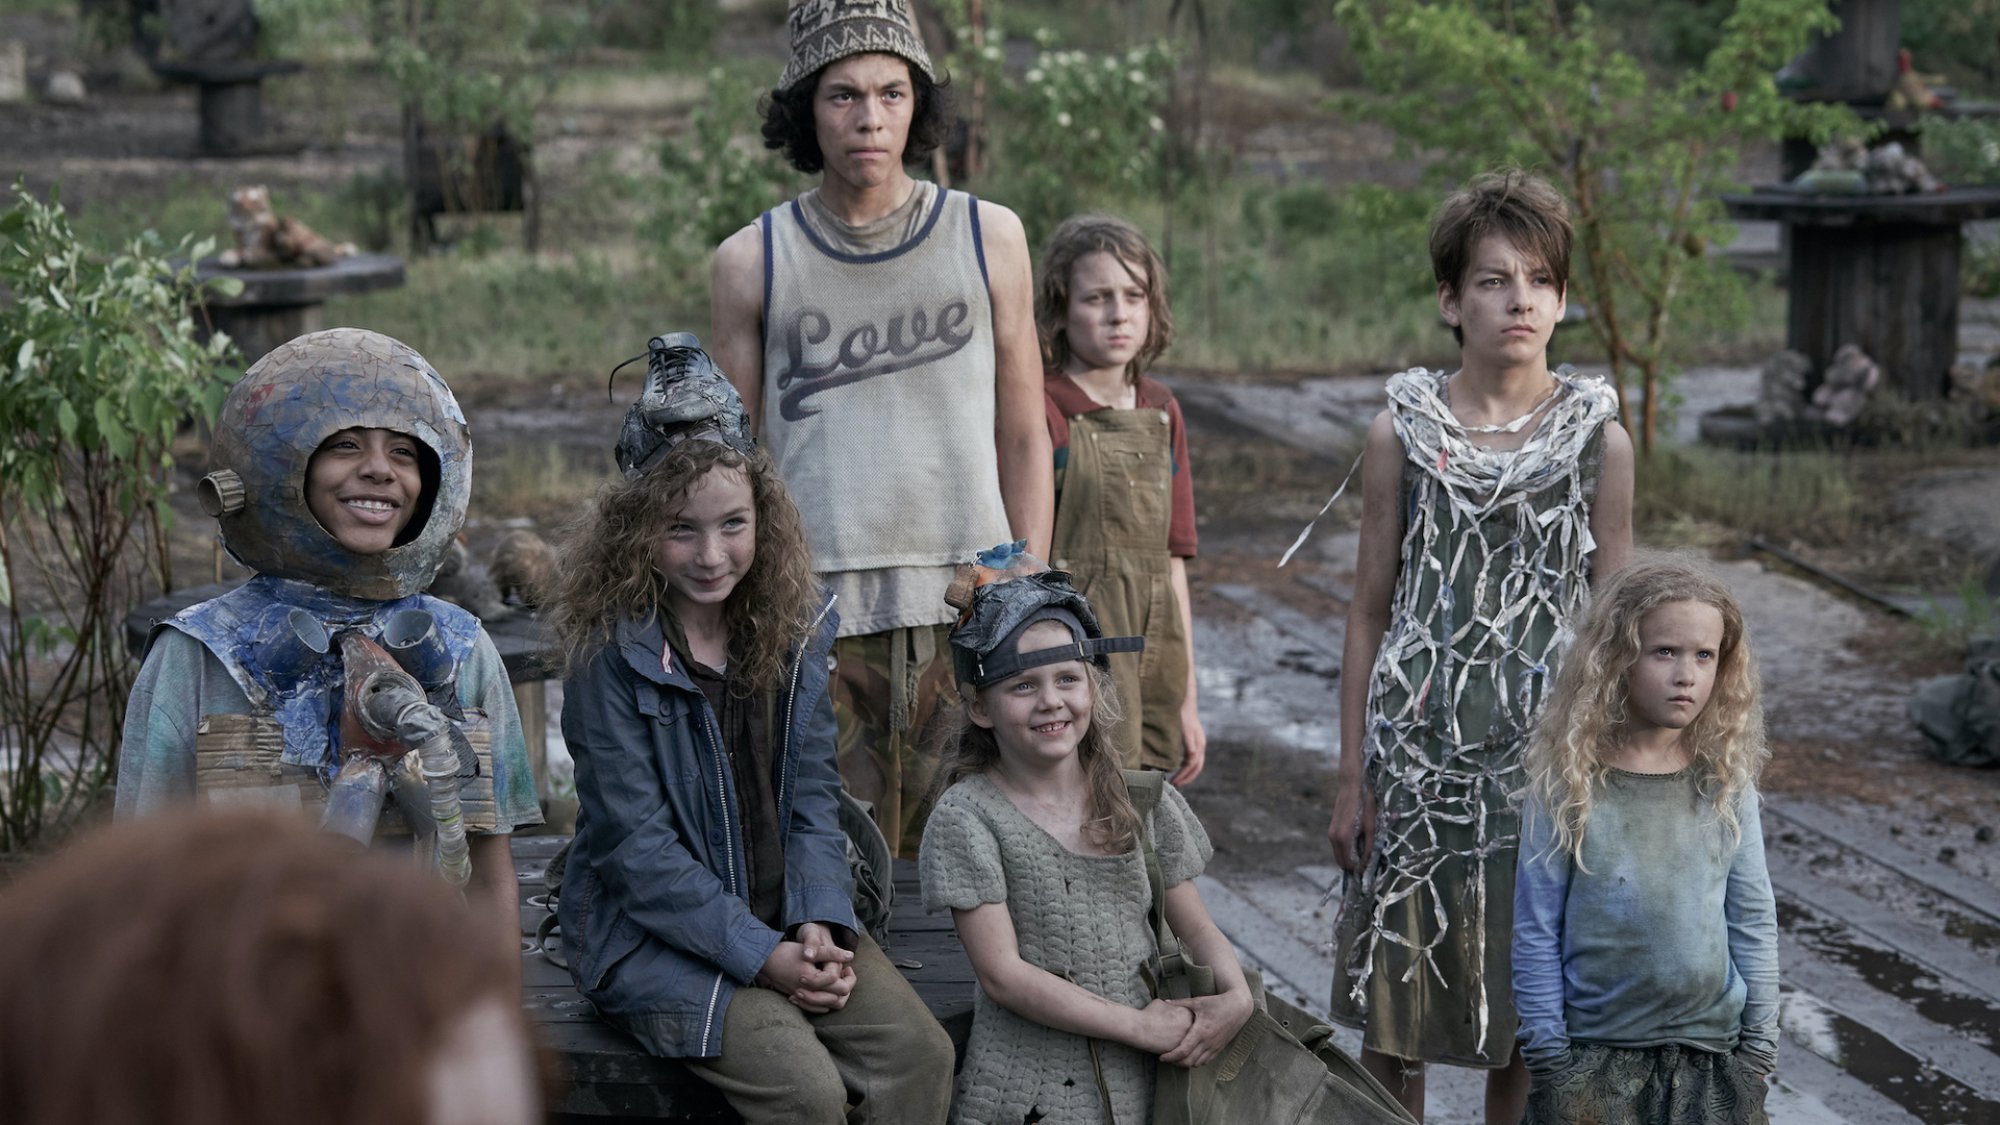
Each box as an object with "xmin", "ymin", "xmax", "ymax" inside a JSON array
[{"xmin": 1122, "ymin": 769, "xmax": 1181, "ymax": 979}]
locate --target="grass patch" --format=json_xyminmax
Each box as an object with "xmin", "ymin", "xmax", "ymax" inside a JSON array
[
  {"xmin": 471, "ymin": 441, "xmax": 609, "ymax": 522},
  {"xmin": 1637, "ymin": 443, "xmax": 1864, "ymax": 545},
  {"xmin": 330, "ymin": 249, "xmax": 699, "ymax": 381},
  {"xmin": 1914, "ymin": 579, "xmax": 2000, "ymax": 656}
]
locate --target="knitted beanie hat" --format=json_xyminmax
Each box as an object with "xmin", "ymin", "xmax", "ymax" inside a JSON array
[{"xmin": 778, "ymin": 0, "xmax": 935, "ymax": 94}]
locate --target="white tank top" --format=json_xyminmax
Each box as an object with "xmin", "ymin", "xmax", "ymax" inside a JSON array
[{"xmin": 759, "ymin": 187, "xmax": 1012, "ymax": 576}]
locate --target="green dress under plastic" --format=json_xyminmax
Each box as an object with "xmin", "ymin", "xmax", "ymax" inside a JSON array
[{"xmin": 1327, "ymin": 367, "xmax": 1614, "ymax": 1068}]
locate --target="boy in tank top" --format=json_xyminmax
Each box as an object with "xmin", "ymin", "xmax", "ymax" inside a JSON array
[{"xmin": 709, "ymin": 0, "xmax": 1052, "ymax": 857}]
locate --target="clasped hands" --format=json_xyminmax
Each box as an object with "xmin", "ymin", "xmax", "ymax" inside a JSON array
[
  {"xmin": 1135, "ymin": 987, "xmax": 1256, "ymax": 1068},
  {"xmin": 755, "ymin": 921, "xmax": 855, "ymax": 1014}
]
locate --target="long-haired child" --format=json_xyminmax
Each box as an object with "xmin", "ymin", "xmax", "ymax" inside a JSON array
[
  {"xmin": 1514, "ymin": 558, "xmax": 1779, "ymax": 1124},
  {"xmin": 544, "ymin": 335, "xmax": 953, "ymax": 1125},
  {"xmin": 918, "ymin": 556, "xmax": 1253, "ymax": 1123},
  {"xmin": 1036, "ymin": 215, "xmax": 1207, "ymax": 783}
]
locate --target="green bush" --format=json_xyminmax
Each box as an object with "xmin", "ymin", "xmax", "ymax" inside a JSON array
[
  {"xmin": 642, "ymin": 64, "xmax": 803, "ymax": 281},
  {"xmin": 974, "ymin": 37, "xmax": 1179, "ymax": 247},
  {"xmin": 0, "ymin": 183, "xmax": 239, "ymax": 851},
  {"xmin": 1920, "ymin": 115, "xmax": 2000, "ymax": 187}
]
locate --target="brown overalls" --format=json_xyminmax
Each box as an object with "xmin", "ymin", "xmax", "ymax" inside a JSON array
[{"xmin": 1049, "ymin": 407, "xmax": 1189, "ymax": 771}]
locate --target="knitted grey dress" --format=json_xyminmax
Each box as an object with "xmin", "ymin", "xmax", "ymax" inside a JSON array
[{"xmin": 920, "ymin": 773, "xmax": 1212, "ymax": 1125}]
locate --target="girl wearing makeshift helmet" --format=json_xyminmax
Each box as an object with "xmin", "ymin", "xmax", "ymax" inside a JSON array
[
  {"xmin": 116, "ymin": 328, "xmax": 544, "ymax": 975},
  {"xmin": 919, "ymin": 555, "xmax": 1253, "ymax": 1124}
]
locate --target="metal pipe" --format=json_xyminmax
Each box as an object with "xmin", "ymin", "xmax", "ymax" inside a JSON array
[
  {"xmin": 320, "ymin": 754, "xmax": 390, "ymax": 845},
  {"xmin": 358, "ymin": 681, "xmax": 472, "ymax": 887}
]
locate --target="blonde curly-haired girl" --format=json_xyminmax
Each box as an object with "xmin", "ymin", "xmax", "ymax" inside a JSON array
[{"xmin": 1514, "ymin": 556, "xmax": 1779, "ymax": 1125}]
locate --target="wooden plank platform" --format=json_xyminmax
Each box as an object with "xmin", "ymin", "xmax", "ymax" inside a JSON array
[{"xmin": 513, "ymin": 836, "xmax": 975, "ymax": 1122}]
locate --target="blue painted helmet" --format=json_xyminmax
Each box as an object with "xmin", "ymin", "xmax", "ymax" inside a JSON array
[{"xmin": 197, "ymin": 328, "xmax": 471, "ymax": 600}]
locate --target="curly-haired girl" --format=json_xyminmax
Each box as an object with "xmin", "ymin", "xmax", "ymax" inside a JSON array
[
  {"xmin": 1513, "ymin": 557, "xmax": 1779, "ymax": 1125},
  {"xmin": 545, "ymin": 334, "xmax": 953, "ymax": 1125}
]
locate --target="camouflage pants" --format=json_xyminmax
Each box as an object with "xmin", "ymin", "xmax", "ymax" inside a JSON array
[
  {"xmin": 1523, "ymin": 1042, "xmax": 1770, "ymax": 1125},
  {"xmin": 830, "ymin": 625, "xmax": 958, "ymax": 859}
]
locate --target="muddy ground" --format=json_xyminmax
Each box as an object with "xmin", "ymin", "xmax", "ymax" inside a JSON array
[{"xmin": 9, "ymin": 10, "xmax": 2000, "ymax": 1120}]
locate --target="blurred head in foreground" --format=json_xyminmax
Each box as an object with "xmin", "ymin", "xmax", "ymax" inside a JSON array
[{"xmin": 0, "ymin": 809, "xmax": 539, "ymax": 1125}]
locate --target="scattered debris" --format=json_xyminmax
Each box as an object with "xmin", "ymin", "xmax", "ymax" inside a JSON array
[
  {"xmin": 426, "ymin": 537, "xmax": 513, "ymax": 622},
  {"xmin": 42, "ymin": 69, "xmax": 85, "ymax": 105},
  {"xmin": 1792, "ymin": 137, "xmax": 1943, "ymax": 195},
  {"xmin": 1908, "ymin": 632, "xmax": 2000, "ymax": 768},
  {"xmin": 1948, "ymin": 354, "xmax": 2000, "ymax": 413},
  {"xmin": 1810, "ymin": 343, "xmax": 1882, "ymax": 427},
  {"xmin": 1755, "ymin": 349, "xmax": 1812, "ymax": 426},
  {"xmin": 1887, "ymin": 48, "xmax": 1945, "ymax": 113},
  {"xmin": 489, "ymin": 528, "xmax": 556, "ymax": 609},
  {"xmin": 216, "ymin": 185, "xmax": 357, "ymax": 270}
]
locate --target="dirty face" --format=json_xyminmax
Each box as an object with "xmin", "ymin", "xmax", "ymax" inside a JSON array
[
  {"xmin": 1439, "ymin": 233, "xmax": 1566, "ymax": 370},
  {"xmin": 653, "ymin": 465, "xmax": 757, "ymax": 618},
  {"xmin": 1064, "ymin": 250, "xmax": 1151, "ymax": 377},
  {"xmin": 811, "ymin": 52, "xmax": 915, "ymax": 193},
  {"xmin": 304, "ymin": 428, "xmax": 424, "ymax": 555},
  {"xmin": 968, "ymin": 620, "xmax": 1095, "ymax": 767},
  {"xmin": 1624, "ymin": 598, "xmax": 1726, "ymax": 742}
]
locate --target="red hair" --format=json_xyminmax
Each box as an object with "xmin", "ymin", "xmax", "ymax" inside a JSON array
[{"xmin": 0, "ymin": 810, "xmax": 526, "ymax": 1125}]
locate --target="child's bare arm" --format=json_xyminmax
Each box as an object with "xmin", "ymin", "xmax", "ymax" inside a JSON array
[
  {"xmin": 1158, "ymin": 880, "xmax": 1254, "ymax": 1067},
  {"xmin": 1588, "ymin": 421, "xmax": 1635, "ymax": 585},
  {"xmin": 709, "ymin": 224, "xmax": 766, "ymax": 433},
  {"xmin": 469, "ymin": 834, "xmax": 522, "ymax": 992},
  {"xmin": 1330, "ymin": 410, "xmax": 1403, "ymax": 871},
  {"xmin": 1169, "ymin": 556, "xmax": 1206, "ymax": 785},
  {"xmin": 980, "ymin": 200, "xmax": 1056, "ymax": 559},
  {"xmin": 954, "ymin": 901, "xmax": 1192, "ymax": 1052}
]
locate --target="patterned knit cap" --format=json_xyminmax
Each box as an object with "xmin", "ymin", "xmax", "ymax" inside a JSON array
[{"xmin": 778, "ymin": 0, "xmax": 935, "ymax": 94}]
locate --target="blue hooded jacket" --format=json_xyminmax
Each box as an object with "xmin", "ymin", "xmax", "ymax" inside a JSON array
[{"xmin": 558, "ymin": 596, "xmax": 855, "ymax": 1058}]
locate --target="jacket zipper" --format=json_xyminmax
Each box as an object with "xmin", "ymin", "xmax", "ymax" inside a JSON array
[
  {"xmin": 698, "ymin": 702, "xmax": 736, "ymax": 1059},
  {"xmin": 700, "ymin": 595, "xmax": 833, "ymax": 1057},
  {"xmin": 777, "ymin": 596, "xmax": 836, "ymax": 823}
]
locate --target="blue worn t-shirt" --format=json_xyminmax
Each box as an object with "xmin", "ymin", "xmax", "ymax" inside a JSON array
[
  {"xmin": 1513, "ymin": 768, "xmax": 1780, "ymax": 1075},
  {"xmin": 116, "ymin": 627, "xmax": 542, "ymax": 832}
]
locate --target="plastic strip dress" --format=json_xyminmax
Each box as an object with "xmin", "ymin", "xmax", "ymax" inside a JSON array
[{"xmin": 1334, "ymin": 366, "xmax": 1617, "ymax": 1061}]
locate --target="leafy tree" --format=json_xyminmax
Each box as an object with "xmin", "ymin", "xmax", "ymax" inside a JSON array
[
  {"xmin": 1335, "ymin": 0, "xmax": 1860, "ymax": 452},
  {"xmin": 644, "ymin": 65, "xmax": 803, "ymax": 280},
  {"xmin": 969, "ymin": 34, "xmax": 1179, "ymax": 247},
  {"xmin": 0, "ymin": 184, "xmax": 239, "ymax": 851}
]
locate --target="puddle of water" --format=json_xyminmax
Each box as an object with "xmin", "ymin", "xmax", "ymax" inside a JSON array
[
  {"xmin": 1781, "ymin": 986, "xmax": 2000, "ymax": 1123},
  {"xmin": 1770, "ymin": 832, "xmax": 2000, "ymax": 959},
  {"xmin": 1779, "ymin": 897, "xmax": 2000, "ymax": 1049}
]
